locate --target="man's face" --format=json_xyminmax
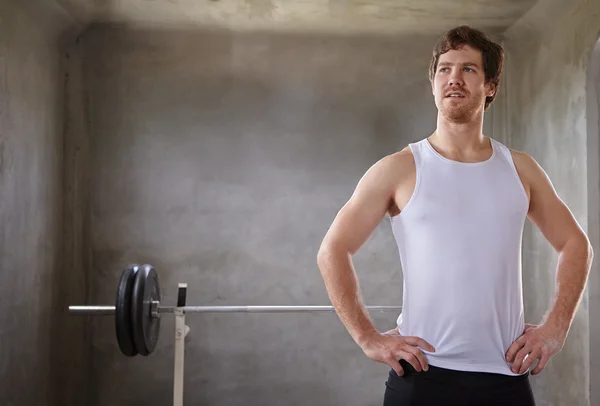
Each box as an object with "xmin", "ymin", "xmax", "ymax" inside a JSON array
[{"xmin": 431, "ymin": 44, "xmax": 496, "ymax": 123}]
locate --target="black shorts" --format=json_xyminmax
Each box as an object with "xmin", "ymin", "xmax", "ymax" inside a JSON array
[{"xmin": 383, "ymin": 360, "xmax": 536, "ymax": 406}]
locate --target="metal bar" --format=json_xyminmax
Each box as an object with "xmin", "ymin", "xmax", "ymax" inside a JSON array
[
  {"xmin": 69, "ymin": 306, "xmax": 116, "ymax": 315},
  {"xmin": 69, "ymin": 305, "xmax": 402, "ymax": 315},
  {"xmin": 157, "ymin": 305, "xmax": 402, "ymax": 313}
]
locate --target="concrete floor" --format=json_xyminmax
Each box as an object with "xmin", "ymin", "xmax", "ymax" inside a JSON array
[{"xmin": 1, "ymin": 0, "xmax": 600, "ymax": 405}]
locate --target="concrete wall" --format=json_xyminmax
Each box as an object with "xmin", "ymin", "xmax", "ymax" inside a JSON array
[
  {"xmin": 0, "ymin": 1, "xmax": 73, "ymax": 405},
  {"xmin": 587, "ymin": 36, "xmax": 600, "ymax": 406},
  {"xmin": 2, "ymin": 0, "xmax": 597, "ymax": 404},
  {"xmin": 501, "ymin": 0, "xmax": 600, "ymax": 404},
  {"xmin": 60, "ymin": 31, "xmax": 94, "ymax": 406},
  {"xmin": 77, "ymin": 25, "xmax": 495, "ymax": 405}
]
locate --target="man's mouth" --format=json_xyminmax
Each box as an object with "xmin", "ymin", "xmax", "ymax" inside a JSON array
[{"xmin": 446, "ymin": 93, "xmax": 465, "ymax": 98}]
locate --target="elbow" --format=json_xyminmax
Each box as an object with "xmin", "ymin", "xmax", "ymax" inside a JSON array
[
  {"xmin": 579, "ymin": 232, "xmax": 594, "ymax": 264},
  {"xmin": 316, "ymin": 242, "xmax": 332, "ymax": 271},
  {"xmin": 586, "ymin": 238, "xmax": 594, "ymax": 265},
  {"xmin": 567, "ymin": 232, "xmax": 594, "ymax": 267},
  {"xmin": 316, "ymin": 246, "xmax": 332, "ymax": 280},
  {"xmin": 316, "ymin": 239, "xmax": 349, "ymax": 271},
  {"xmin": 584, "ymin": 239, "xmax": 594, "ymax": 279}
]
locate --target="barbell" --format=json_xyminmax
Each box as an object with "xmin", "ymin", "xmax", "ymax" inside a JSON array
[{"xmin": 68, "ymin": 263, "xmax": 403, "ymax": 357}]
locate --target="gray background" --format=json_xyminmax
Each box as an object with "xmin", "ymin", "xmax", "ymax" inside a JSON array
[{"xmin": 2, "ymin": 0, "xmax": 600, "ymax": 405}]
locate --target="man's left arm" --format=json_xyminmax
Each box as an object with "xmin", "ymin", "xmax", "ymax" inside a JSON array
[{"xmin": 505, "ymin": 151, "xmax": 593, "ymax": 375}]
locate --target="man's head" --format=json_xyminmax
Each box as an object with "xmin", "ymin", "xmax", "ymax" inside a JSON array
[{"xmin": 429, "ymin": 25, "xmax": 504, "ymax": 122}]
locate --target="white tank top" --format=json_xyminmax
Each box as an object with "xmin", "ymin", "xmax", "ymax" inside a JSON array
[{"xmin": 390, "ymin": 137, "xmax": 529, "ymax": 375}]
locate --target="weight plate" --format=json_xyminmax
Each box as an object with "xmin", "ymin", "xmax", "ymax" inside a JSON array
[
  {"xmin": 115, "ymin": 265, "xmax": 139, "ymax": 357},
  {"xmin": 131, "ymin": 264, "xmax": 161, "ymax": 356}
]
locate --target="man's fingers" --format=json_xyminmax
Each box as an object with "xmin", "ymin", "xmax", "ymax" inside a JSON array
[
  {"xmin": 510, "ymin": 345, "xmax": 532, "ymax": 373},
  {"xmin": 403, "ymin": 336, "xmax": 436, "ymax": 352},
  {"xmin": 531, "ymin": 354, "xmax": 549, "ymax": 376},
  {"xmin": 505, "ymin": 336, "xmax": 527, "ymax": 362},
  {"xmin": 388, "ymin": 357, "xmax": 405, "ymax": 377},
  {"xmin": 397, "ymin": 350, "xmax": 424, "ymax": 372},
  {"xmin": 402, "ymin": 345, "xmax": 429, "ymax": 371},
  {"xmin": 518, "ymin": 348, "xmax": 541, "ymax": 374}
]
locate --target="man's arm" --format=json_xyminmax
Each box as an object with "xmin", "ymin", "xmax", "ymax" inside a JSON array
[
  {"xmin": 521, "ymin": 152, "xmax": 592, "ymax": 333},
  {"xmin": 316, "ymin": 151, "xmax": 435, "ymax": 376},
  {"xmin": 317, "ymin": 154, "xmax": 398, "ymax": 346},
  {"xmin": 506, "ymin": 151, "xmax": 593, "ymax": 375}
]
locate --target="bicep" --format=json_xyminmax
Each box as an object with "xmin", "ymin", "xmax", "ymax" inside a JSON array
[
  {"xmin": 523, "ymin": 155, "xmax": 585, "ymax": 252},
  {"xmin": 320, "ymin": 159, "xmax": 397, "ymax": 256}
]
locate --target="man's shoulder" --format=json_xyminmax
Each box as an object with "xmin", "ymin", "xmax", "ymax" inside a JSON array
[
  {"xmin": 378, "ymin": 144, "xmax": 416, "ymax": 172},
  {"xmin": 502, "ymin": 146, "xmax": 548, "ymax": 192},
  {"xmin": 504, "ymin": 146, "xmax": 539, "ymax": 169},
  {"xmin": 359, "ymin": 145, "xmax": 417, "ymax": 191}
]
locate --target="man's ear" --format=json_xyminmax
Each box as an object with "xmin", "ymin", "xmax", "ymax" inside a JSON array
[{"xmin": 486, "ymin": 82, "xmax": 497, "ymax": 98}]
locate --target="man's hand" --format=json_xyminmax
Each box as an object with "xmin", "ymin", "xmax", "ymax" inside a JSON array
[
  {"xmin": 359, "ymin": 328, "xmax": 436, "ymax": 376},
  {"xmin": 505, "ymin": 322, "xmax": 567, "ymax": 376}
]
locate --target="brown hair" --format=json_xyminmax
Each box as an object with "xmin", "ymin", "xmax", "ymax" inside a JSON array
[{"xmin": 429, "ymin": 25, "xmax": 504, "ymax": 110}]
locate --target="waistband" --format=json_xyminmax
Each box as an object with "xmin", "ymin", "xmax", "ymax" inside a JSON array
[{"xmin": 391, "ymin": 359, "xmax": 530, "ymax": 388}]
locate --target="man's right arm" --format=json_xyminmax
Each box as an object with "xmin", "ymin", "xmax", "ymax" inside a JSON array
[
  {"xmin": 316, "ymin": 151, "xmax": 434, "ymax": 375},
  {"xmin": 316, "ymin": 155, "xmax": 398, "ymax": 345}
]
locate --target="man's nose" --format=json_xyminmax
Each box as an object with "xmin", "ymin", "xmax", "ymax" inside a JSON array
[{"xmin": 448, "ymin": 71, "xmax": 464, "ymax": 86}]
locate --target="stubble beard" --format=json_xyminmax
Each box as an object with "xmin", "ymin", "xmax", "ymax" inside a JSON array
[{"xmin": 440, "ymin": 98, "xmax": 480, "ymax": 123}]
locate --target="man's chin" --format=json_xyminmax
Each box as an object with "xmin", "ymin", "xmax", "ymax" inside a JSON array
[{"xmin": 442, "ymin": 109, "xmax": 472, "ymax": 123}]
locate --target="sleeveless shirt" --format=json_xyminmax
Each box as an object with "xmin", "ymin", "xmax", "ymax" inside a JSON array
[{"xmin": 389, "ymin": 137, "xmax": 530, "ymax": 376}]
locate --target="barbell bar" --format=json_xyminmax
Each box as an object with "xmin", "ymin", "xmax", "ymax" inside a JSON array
[
  {"xmin": 68, "ymin": 263, "xmax": 402, "ymax": 357},
  {"xmin": 69, "ymin": 304, "xmax": 402, "ymax": 315}
]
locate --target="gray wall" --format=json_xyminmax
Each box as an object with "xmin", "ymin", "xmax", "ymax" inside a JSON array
[
  {"xmin": 587, "ymin": 36, "xmax": 600, "ymax": 406},
  {"xmin": 74, "ymin": 25, "xmax": 493, "ymax": 405},
  {"xmin": 61, "ymin": 31, "xmax": 93, "ymax": 406},
  {"xmin": 500, "ymin": 0, "xmax": 600, "ymax": 404},
  {"xmin": 2, "ymin": 0, "xmax": 598, "ymax": 404},
  {"xmin": 0, "ymin": 0, "xmax": 73, "ymax": 405}
]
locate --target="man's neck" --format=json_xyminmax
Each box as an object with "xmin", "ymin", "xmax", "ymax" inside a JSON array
[{"xmin": 431, "ymin": 113, "xmax": 487, "ymax": 152}]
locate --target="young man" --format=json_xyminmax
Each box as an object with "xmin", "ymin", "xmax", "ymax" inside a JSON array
[{"xmin": 316, "ymin": 25, "xmax": 593, "ymax": 405}]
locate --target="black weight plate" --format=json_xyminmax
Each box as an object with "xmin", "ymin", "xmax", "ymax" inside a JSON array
[
  {"xmin": 131, "ymin": 264, "xmax": 161, "ymax": 356},
  {"xmin": 115, "ymin": 265, "xmax": 139, "ymax": 357}
]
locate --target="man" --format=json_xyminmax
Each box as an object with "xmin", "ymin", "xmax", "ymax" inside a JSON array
[{"xmin": 316, "ymin": 25, "xmax": 593, "ymax": 405}]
